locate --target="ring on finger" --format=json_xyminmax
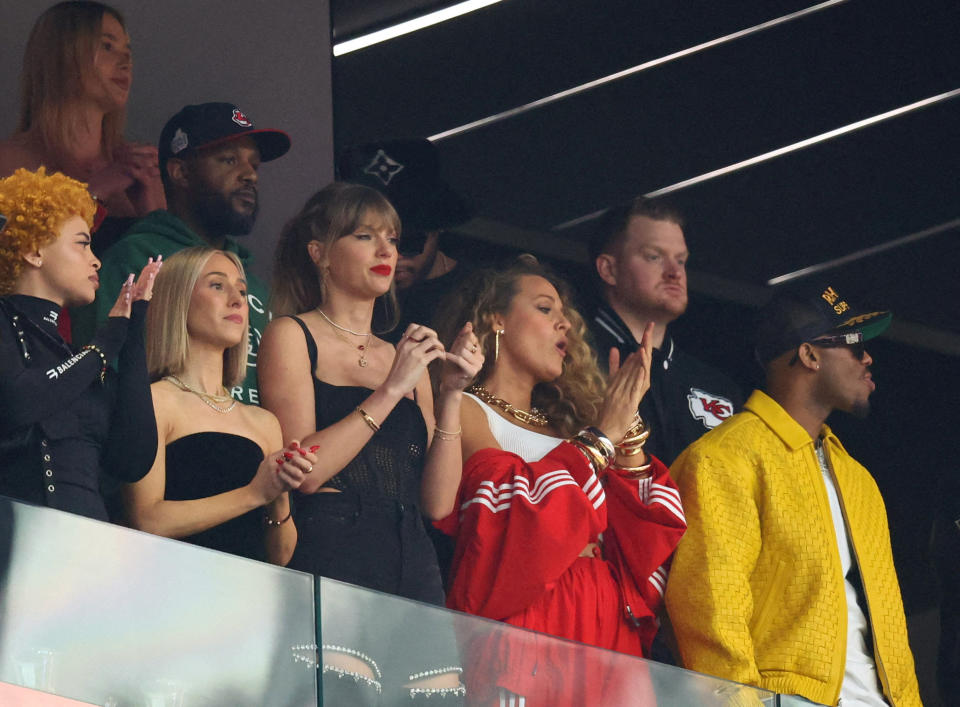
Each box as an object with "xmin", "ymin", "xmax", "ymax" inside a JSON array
[{"xmin": 304, "ymin": 465, "xmax": 313, "ymax": 474}]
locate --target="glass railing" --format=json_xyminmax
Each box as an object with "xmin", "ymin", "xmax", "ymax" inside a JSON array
[
  {"xmin": 0, "ymin": 497, "xmax": 316, "ymax": 706},
  {"xmin": 0, "ymin": 496, "xmax": 821, "ymax": 705}
]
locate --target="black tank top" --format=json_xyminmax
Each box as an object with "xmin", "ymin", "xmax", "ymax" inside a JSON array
[{"xmin": 287, "ymin": 316, "xmax": 426, "ymax": 504}]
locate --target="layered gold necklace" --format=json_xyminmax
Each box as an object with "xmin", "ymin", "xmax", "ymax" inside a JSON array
[
  {"xmin": 317, "ymin": 309, "xmax": 372, "ymax": 367},
  {"xmin": 164, "ymin": 375, "xmax": 237, "ymax": 414},
  {"xmin": 468, "ymin": 384, "xmax": 549, "ymax": 427}
]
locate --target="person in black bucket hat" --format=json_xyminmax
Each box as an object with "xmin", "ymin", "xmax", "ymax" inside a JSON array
[
  {"xmin": 337, "ymin": 138, "xmax": 474, "ymax": 340},
  {"xmin": 666, "ymin": 281, "xmax": 922, "ymax": 705}
]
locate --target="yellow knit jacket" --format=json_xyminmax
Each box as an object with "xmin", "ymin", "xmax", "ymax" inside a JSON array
[{"xmin": 665, "ymin": 390, "xmax": 921, "ymax": 706}]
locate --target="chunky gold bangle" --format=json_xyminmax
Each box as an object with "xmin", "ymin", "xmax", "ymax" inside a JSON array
[
  {"xmin": 570, "ymin": 428, "xmax": 615, "ymax": 473},
  {"xmin": 265, "ymin": 509, "xmax": 292, "ymax": 527},
  {"xmin": 613, "ymin": 459, "xmax": 653, "ymax": 479},
  {"xmin": 615, "ymin": 415, "xmax": 650, "ymax": 456},
  {"xmin": 355, "ymin": 406, "xmax": 380, "ymax": 433},
  {"xmin": 434, "ymin": 425, "xmax": 462, "ymax": 441}
]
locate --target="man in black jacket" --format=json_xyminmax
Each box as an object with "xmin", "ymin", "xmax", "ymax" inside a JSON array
[{"xmin": 589, "ymin": 196, "xmax": 743, "ymax": 466}]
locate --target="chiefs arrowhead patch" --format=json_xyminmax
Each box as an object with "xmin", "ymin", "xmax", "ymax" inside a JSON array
[
  {"xmin": 231, "ymin": 108, "xmax": 253, "ymax": 127},
  {"xmin": 687, "ymin": 388, "xmax": 734, "ymax": 429}
]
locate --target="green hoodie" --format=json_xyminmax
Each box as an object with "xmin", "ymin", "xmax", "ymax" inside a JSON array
[{"xmin": 73, "ymin": 210, "xmax": 270, "ymax": 405}]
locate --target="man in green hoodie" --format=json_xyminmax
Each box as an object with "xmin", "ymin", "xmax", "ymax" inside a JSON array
[{"xmin": 73, "ymin": 102, "xmax": 290, "ymax": 404}]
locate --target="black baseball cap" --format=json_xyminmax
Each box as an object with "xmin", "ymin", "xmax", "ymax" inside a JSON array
[
  {"xmin": 337, "ymin": 138, "xmax": 472, "ymax": 232},
  {"xmin": 158, "ymin": 102, "xmax": 291, "ymax": 168},
  {"xmin": 755, "ymin": 282, "xmax": 892, "ymax": 365}
]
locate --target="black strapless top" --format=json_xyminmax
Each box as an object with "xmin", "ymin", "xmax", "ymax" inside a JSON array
[{"xmin": 165, "ymin": 432, "xmax": 265, "ymax": 561}]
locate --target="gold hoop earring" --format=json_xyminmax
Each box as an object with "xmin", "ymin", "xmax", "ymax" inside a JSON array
[{"xmin": 494, "ymin": 328, "xmax": 504, "ymax": 362}]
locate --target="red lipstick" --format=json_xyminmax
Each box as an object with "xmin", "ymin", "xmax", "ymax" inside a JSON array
[{"xmin": 370, "ymin": 265, "xmax": 392, "ymax": 276}]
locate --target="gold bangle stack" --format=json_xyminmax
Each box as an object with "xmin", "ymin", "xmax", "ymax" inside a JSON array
[
  {"xmin": 570, "ymin": 427, "xmax": 615, "ymax": 473},
  {"xmin": 615, "ymin": 413, "xmax": 650, "ymax": 457},
  {"xmin": 355, "ymin": 406, "xmax": 381, "ymax": 433},
  {"xmin": 614, "ymin": 413, "xmax": 654, "ymax": 479}
]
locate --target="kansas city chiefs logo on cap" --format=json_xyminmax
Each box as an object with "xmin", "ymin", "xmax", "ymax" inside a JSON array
[
  {"xmin": 687, "ymin": 388, "xmax": 734, "ymax": 429},
  {"xmin": 231, "ymin": 108, "xmax": 253, "ymax": 127}
]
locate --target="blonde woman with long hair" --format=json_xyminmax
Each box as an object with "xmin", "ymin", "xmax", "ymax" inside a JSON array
[
  {"xmin": 124, "ymin": 247, "xmax": 312, "ymax": 564},
  {"xmin": 0, "ymin": 2, "xmax": 164, "ymax": 222},
  {"xmin": 433, "ymin": 256, "xmax": 687, "ymax": 703}
]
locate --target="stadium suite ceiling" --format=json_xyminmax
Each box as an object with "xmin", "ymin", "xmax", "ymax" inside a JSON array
[{"xmin": 331, "ymin": 0, "xmax": 960, "ymax": 354}]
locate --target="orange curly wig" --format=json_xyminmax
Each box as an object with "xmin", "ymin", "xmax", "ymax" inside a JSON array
[{"xmin": 0, "ymin": 167, "xmax": 95, "ymax": 295}]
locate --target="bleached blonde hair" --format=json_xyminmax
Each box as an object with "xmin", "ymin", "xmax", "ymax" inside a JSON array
[{"xmin": 146, "ymin": 247, "xmax": 248, "ymax": 388}]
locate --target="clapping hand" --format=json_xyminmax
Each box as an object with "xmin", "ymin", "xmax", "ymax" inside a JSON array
[{"xmin": 107, "ymin": 255, "xmax": 163, "ymax": 318}]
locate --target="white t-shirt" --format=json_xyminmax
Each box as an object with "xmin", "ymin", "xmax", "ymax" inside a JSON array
[{"xmin": 815, "ymin": 439, "xmax": 888, "ymax": 707}]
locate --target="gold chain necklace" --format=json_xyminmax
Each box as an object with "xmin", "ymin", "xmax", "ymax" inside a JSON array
[
  {"xmin": 164, "ymin": 375, "xmax": 237, "ymax": 414},
  {"xmin": 468, "ymin": 384, "xmax": 549, "ymax": 427},
  {"xmin": 318, "ymin": 310, "xmax": 372, "ymax": 367}
]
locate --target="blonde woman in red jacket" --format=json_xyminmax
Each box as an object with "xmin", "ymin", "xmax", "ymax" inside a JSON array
[{"xmin": 435, "ymin": 256, "xmax": 686, "ymax": 705}]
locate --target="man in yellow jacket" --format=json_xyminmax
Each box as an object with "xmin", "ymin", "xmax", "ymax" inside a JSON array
[{"xmin": 665, "ymin": 283, "xmax": 922, "ymax": 706}]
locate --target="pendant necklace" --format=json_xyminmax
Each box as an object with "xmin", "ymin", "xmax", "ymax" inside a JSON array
[
  {"xmin": 164, "ymin": 375, "xmax": 237, "ymax": 414},
  {"xmin": 317, "ymin": 309, "xmax": 372, "ymax": 367}
]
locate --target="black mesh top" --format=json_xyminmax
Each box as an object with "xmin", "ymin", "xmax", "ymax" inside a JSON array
[{"xmin": 287, "ymin": 316, "xmax": 427, "ymax": 504}]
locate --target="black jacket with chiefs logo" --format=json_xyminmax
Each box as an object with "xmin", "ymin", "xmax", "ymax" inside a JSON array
[{"xmin": 589, "ymin": 304, "xmax": 744, "ymax": 466}]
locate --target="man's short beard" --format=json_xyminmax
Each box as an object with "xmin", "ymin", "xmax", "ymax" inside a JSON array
[
  {"xmin": 192, "ymin": 188, "xmax": 258, "ymax": 238},
  {"xmin": 849, "ymin": 398, "xmax": 871, "ymax": 419}
]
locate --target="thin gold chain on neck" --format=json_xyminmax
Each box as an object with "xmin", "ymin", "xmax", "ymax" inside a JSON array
[{"xmin": 164, "ymin": 375, "xmax": 237, "ymax": 413}]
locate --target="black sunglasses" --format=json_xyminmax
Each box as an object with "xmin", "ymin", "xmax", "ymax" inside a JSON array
[
  {"xmin": 398, "ymin": 230, "xmax": 430, "ymax": 257},
  {"xmin": 790, "ymin": 331, "xmax": 866, "ymax": 365}
]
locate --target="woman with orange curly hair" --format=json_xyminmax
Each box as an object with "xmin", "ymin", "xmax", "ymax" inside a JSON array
[
  {"xmin": 433, "ymin": 256, "xmax": 687, "ymax": 703},
  {"xmin": 0, "ymin": 167, "xmax": 160, "ymax": 520}
]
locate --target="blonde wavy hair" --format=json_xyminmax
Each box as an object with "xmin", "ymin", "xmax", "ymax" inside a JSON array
[
  {"xmin": 146, "ymin": 247, "xmax": 248, "ymax": 389},
  {"xmin": 0, "ymin": 167, "xmax": 96, "ymax": 295},
  {"xmin": 271, "ymin": 182, "xmax": 400, "ymax": 328},
  {"xmin": 18, "ymin": 2, "xmax": 127, "ymax": 168},
  {"xmin": 435, "ymin": 255, "xmax": 606, "ymax": 437}
]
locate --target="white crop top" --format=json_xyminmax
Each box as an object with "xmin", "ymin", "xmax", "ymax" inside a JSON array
[{"xmin": 465, "ymin": 392, "xmax": 562, "ymax": 462}]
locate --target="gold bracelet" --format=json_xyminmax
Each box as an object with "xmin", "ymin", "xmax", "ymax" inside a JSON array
[
  {"xmin": 613, "ymin": 460, "xmax": 653, "ymax": 479},
  {"xmin": 355, "ymin": 406, "xmax": 381, "ymax": 433},
  {"xmin": 615, "ymin": 415, "xmax": 650, "ymax": 456},
  {"xmin": 570, "ymin": 430, "xmax": 614, "ymax": 473},
  {"xmin": 434, "ymin": 425, "xmax": 462, "ymax": 441},
  {"xmin": 264, "ymin": 509, "xmax": 292, "ymax": 527}
]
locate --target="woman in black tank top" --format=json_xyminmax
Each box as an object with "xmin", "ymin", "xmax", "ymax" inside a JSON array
[
  {"xmin": 259, "ymin": 183, "xmax": 481, "ymax": 702},
  {"xmin": 123, "ymin": 247, "xmax": 314, "ymax": 564}
]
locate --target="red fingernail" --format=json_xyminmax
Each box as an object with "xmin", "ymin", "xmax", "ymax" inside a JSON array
[
  {"xmin": 291, "ymin": 441, "xmax": 300, "ymax": 448},
  {"xmin": 298, "ymin": 449, "xmax": 308, "ymax": 457},
  {"xmin": 283, "ymin": 452, "xmax": 294, "ymax": 460},
  {"xmin": 275, "ymin": 457, "xmax": 284, "ymax": 465},
  {"xmin": 309, "ymin": 445, "xmax": 320, "ymax": 453}
]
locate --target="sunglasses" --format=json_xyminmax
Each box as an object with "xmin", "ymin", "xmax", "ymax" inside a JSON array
[
  {"xmin": 790, "ymin": 331, "xmax": 866, "ymax": 365},
  {"xmin": 398, "ymin": 230, "xmax": 430, "ymax": 257}
]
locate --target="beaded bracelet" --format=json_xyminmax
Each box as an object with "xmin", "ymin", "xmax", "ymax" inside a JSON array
[
  {"xmin": 81, "ymin": 344, "xmax": 108, "ymax": 384},
  {"xmin": 355, "ymin": 406, "xmax": 381, "ymax": 433},
  {"xmin": 265, "ymin": 509, "xmax": 292, "ymax": 527}
]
